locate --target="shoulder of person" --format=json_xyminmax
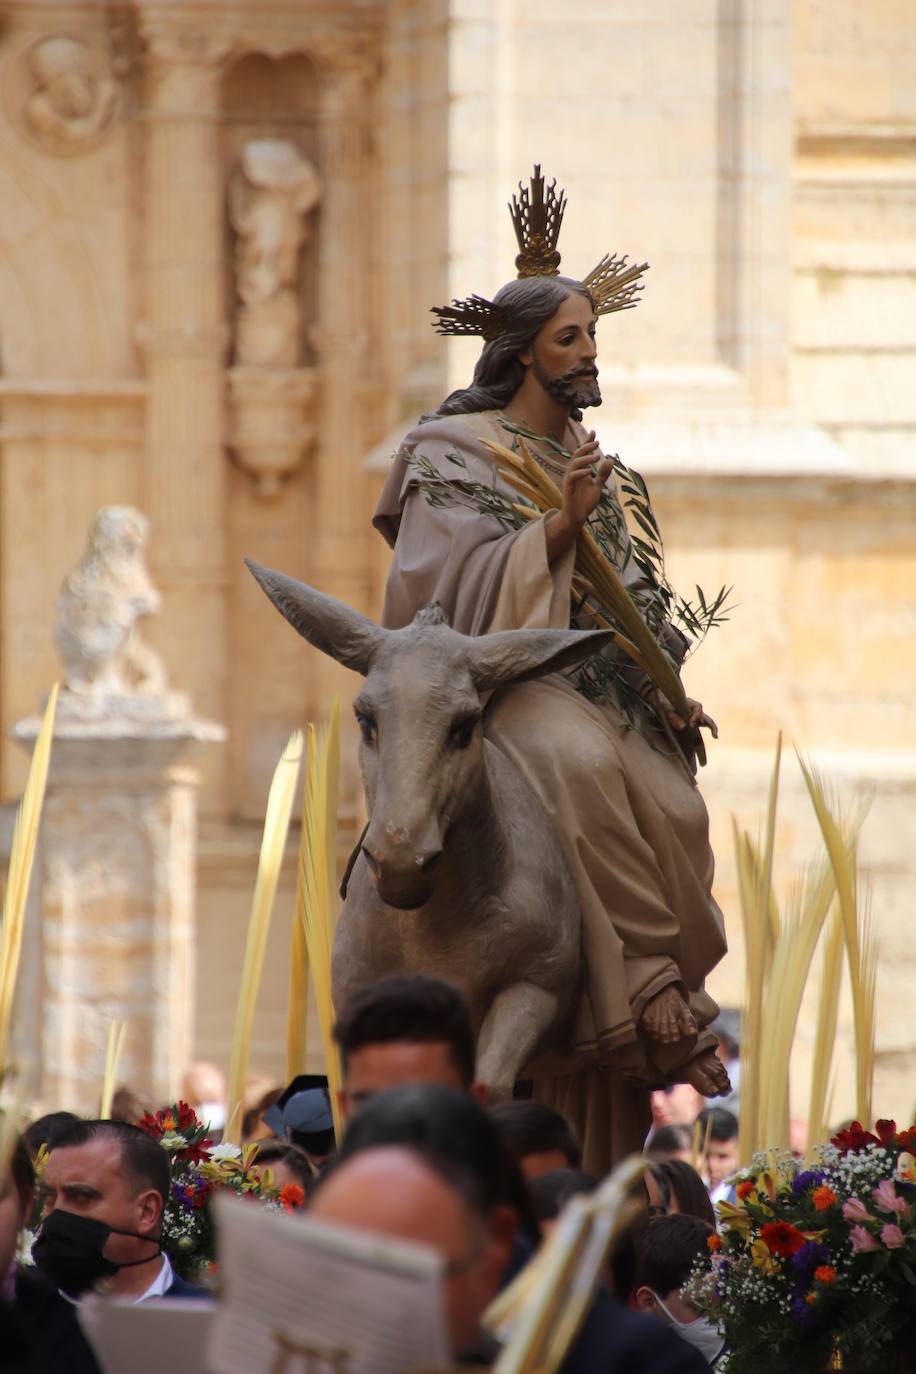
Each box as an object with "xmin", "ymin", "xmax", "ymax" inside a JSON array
[
  {"xmin": 13, "ymin": 1266, "xmax": 102, "ymax": 1374},
  {"xmin": 561, "ymin": 1291, "xmax": 710, "ymax": 1374},
  {"xmin": 163, "ymin": 1272, "xmax": 212, "ymax": 1301}
]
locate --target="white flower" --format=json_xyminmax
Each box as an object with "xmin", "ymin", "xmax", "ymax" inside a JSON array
[
  {"xmin": 207, "ymin": 1142, "xmax": 242, "ymax": 1161},
  {"xmin": 160, "ymin": 1132, "xmax": 187, "ymax": 1151}
]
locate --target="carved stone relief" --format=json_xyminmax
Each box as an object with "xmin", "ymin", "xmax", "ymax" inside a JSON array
[
  {"xmin": 21, "ymin": 35, "xmax": 118, "ymax": 153},
  {"xmin": 54, "ymin": 506, "xmax": 166, "ymax": 697},
  {"xmin": 229, "ymin": 138, "xmax": 321, "ymax": 368},
  {"xmin": 227, "ymin": 138, "xmax": 321, "ymax": 499}
]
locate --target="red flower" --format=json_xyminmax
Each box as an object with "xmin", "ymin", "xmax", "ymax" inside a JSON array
[
  {"xmin": 707, "ymin": 1234, "xmax": 722, "ymax": 1252},
  {"xmin": 815, "ymin": 1266, "xmax": 837, "ymax": 1285},
  {"xmin": 736, "ymin": 1180, "xmax": 755, "ymax": 1200},
  {"xmin": 831, "ymin": 1122, "xmax": 879, "ymax": 1154},
  {"xmin": 137, "ymin": 1112, "xmax": 163, "ymax": 1139},
  {"xmin": 875, "ymin": 1120, "xmax": 898, "ymax": 1147},
  {"xmin": 813, "ymin": 1186, "xmax": 838, "ymax": 1212},
  {"xmin": 761, "ymin": 1221, "xmax": 807, "ymax": 1258},
  {"xmin": 896, "ymin": 1125, "xmax": 916, "ymax": 1152},
  {"xmin": 176, "ymin": 1101, "xmax": 201, "ymax": 1131},
  {"xmin": 279, "ymin": 1183, "xmax": 306, "ymax": 1213},
  {"xmin": 805, "ymin": 1292, "xmax": 818, "ymax": 1306}
]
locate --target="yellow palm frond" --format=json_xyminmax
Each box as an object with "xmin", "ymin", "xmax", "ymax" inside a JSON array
[
  {"xmin": 736, "ymin": 734, "xmax": 782, "ymax": 1161},
  {"xmin": 225, "ymin": 732, "xmax": 303, "ymax": 1143},
  {"xmin": 797, "ymin": 756, "xmax": 875, "ymax": 1124},
  {"xmin": 481, "ymin": 436, "xmax": 692, "ymax": 722},
  {"xmin": 0, "ymin": 684, "xmax": 59, "ymax": 1073},
  {"xmin": 99, "ymin": 1021, "xmax": 128, "ymax": 1120}
]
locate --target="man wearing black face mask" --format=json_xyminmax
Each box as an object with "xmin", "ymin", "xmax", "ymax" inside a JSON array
[{"xmin": 33, "ymin": 1120, "xmax": 205, "ymax": 1303}]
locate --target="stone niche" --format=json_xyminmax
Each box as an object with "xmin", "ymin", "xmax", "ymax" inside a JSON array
[{"xmin": 225, "ymin": 53, "xmax": 320, "ymax": 501}]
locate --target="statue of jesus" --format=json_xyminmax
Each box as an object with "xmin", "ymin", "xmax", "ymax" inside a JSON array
[{"xmin": 373, "ymin": 169, "xmax": 731, "ymax": 1161}]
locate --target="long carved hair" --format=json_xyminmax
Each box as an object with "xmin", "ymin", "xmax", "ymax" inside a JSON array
[{"xmin": 435, "ymin": 276, "xmax": 594, "ymax": 418}]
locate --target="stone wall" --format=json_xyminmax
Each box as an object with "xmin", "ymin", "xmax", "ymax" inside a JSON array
[{"xmin": 0, "ymin": 0, "xmax": 912, "ymax": 1119}]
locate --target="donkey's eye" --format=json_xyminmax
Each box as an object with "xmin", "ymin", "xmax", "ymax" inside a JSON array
[
  {"xmin": 448, "ymin": 716, "xmax": 479, "ymax": 751},
  {"xmin": 355, "ymin": 711, "xmax": 377, "ymax": 746}
]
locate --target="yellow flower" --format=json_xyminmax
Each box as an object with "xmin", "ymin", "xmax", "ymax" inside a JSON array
[
  {"xmin": 717, "ymin": 1201, "xmax": 753, "ymax": 1236},
  {"xmin": 750, "ymin": 1239, "xmax": 780, "ymax": 1275}
]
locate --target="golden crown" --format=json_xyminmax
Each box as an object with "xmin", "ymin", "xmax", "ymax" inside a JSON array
[{"xmin": 431, "ymin": 165, "xmax": 649, "ymax": 340}]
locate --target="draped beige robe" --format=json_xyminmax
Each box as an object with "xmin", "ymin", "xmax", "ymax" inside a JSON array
[{"xmin": 374, "ymin": 409, "xmax": 727, "ymax": 1164}]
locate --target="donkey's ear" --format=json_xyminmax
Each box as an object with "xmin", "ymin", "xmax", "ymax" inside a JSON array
[
  {"xmin": 468, "ymin": 627, "xmax": 618, "ymax": 692},
  {"xmin": 246, "ymin": 559, "xmax": 385, "ymax": 677}
]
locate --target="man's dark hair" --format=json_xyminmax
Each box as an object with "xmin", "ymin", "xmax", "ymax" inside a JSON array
[
  {"xmin": 250, "ymin": 1140, "xmax": 316, "ymax": 1196},
  {"xmin": 337, "ymin": 1083, "xmax": 538, "ymax": 1238},
  {"xmin": 633, "ymin": 1214, "xmax": 714, "ymax": 1298},
  {"xmin": 1, "ymin": 1119, "xmax": 34, "ymax": 1211},
  {"xmin": 645, "ymin": 1123, "xmax": 694, "ymax": 1159},
  {"xmin": 650, "ymin": 1159, "xmax": 716, "ymax": 1227},
  {"xmin": 696, "ymin": 1106, "xmax": 739, "ymax": 1143},
  {"xmin": 23, "ymin": 1111, "xmax": 79, "ymax": 1157},
  {"xmin": 528, "ymin": 1168, "xmax": 597, "ymax": 1224},
  {"xmin": 49, "ymin": 1119, "xmax": 171, "ymax": 1208},
  {"xmin": 489, "ymin": 1100, "xmax": 581, "ymax": 1169},
  {"xmin": 333, "ymin": 974, "xmax": 476, "ymax": 1088},
  {"xmin": 435, "ymin": 276, "xmax": 594, "ymax": 419}
]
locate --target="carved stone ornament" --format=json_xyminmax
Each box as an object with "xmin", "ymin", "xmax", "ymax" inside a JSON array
[
  {"xmin": 53, "ymin": 506, "xmax": 168, "ymax": 699},
  {"xmin": 229, "ymin": 139, "xmax": 321, "ymax": 368},
  {"xmin": 228, "ymin": 367, "xmax": 318, "ymax": 501},
  {"xmin": 20, "ymin": 34, "xmax": 118, "ymax": 154}
]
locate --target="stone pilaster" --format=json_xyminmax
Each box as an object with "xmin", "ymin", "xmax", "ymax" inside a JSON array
[
  {"xmin": 14, "ymin": 698, "xmax": 223, "ymax": 1112},
  {"xmin": 306, "ymin": 47, "xmax": 380, "ymax": 797},
  {"xmin": 135, "ymin": 11, "xmax": 234, "ymax": 808}
]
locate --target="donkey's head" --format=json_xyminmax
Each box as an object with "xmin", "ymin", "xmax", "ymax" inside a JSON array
[{"xmin": 246, "ymin": 560, "xmax": 614, "ymax": 910}]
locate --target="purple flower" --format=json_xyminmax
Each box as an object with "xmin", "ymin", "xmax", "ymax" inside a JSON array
[
  {"xmin": 792, "ymin": 1170, "xmax": 824, "ymax": 1197},
  {"xmin": 791, "ymin": 1241, "xmax": 829, "ymax": 1279},
  {"xmin": 791, "ymin": 1296, "xmax": 817, "ymax": 1329}
]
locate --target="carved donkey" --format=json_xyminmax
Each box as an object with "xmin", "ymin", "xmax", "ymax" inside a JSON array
[{"xmin": 247, "ymin": 559, "xmax": 615, "ymax": 1096}]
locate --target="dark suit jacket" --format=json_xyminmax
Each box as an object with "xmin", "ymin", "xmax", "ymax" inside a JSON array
[
  {"xmin": 560, "ymin": 1291, "xmax": 711, "ymax": 1374},
  {"xmin": 163, "ymin": 1272, "xmax": 211, "ymax": 1301},
  {"xmin": 12, "ymin": 1268, "xmax": 101, "ymax": 1374}
]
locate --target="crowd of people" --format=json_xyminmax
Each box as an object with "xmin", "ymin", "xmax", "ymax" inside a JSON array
[{"xmin": 1, "ymin": 975, "xmax": 745, "ymax": 1373}]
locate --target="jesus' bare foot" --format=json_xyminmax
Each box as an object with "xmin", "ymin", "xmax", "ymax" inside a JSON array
[
  {"xmin": 639, "ymin": 985, "xmax": 698, "ymax": 1044},
  {"xmin": 683, "ymin": 1048, "xmax": 732, "ymax": 1098}
]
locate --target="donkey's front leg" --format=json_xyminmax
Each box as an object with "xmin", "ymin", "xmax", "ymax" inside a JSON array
[{"xmin": 475, "ymin": 982, "xmax": 558, "ymax": 1100}]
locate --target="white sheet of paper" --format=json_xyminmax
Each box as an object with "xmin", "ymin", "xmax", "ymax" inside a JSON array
[
  {"xmin": 207, "ymin": 1193, "xmax": 451, "ymax": 1374},
  {"xmin": 78, "ymin": 1296, "xmax": 215, "ymax": 1374}
]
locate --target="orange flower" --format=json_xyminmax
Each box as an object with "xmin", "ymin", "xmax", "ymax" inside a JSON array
[
  {"xmin": 815, "ymin": 1266, "xmax": 837, "ymax": 1285},
  {"xmin": 279, "ymin": 1183, "xmax": 306, "ymax": 1213},
  {"xmin": 736, "ymin": 1180, "xmax": 755, "ymax": 1201},
  {"xmin": 805, "ymin": 1293, "xmax": 818, "ymax": 1306},
  {"xmin": 813, "ymin": 1185, "xmax": 838, "ymax": 1212},
  {"xmin": 707, "ymin": 1234, "xmax": 722, "ymax": 1252}
]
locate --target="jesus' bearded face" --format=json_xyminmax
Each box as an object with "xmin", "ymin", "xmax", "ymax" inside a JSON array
[{"xmin": 522, "ymin": 290, "xmax": 602, "ymax": 411}]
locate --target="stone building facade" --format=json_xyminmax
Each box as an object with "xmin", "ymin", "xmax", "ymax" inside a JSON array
[{"xmin": 0, "ymin": 0, "xmax": 913, "ymax": 1119}]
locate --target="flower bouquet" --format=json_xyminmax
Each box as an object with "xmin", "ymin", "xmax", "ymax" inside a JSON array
[
  {"xmin": 137, "ymin": 1102, "xmax": 306, "ymax": 1282},
  {"xmin": 686, "ymin": 1120, "xmax": 916, "ymax": 1374}
]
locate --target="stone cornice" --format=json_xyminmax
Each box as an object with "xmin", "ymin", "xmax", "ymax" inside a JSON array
[{"xmin": 134, "ymin": 0, "xmax": 383, "ymax": 66}]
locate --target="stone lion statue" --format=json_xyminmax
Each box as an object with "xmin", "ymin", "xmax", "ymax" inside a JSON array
[{"xmin": 54, "ymin": 507, "xmax": 166, "ymax": 695}]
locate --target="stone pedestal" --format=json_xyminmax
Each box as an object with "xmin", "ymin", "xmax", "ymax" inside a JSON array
[
  {"xmin": 14, "ymin": 693, "xmax": 223, "ymax": 1113},
  {"xmin": 227, "ymin": 366, "xmax": 318, "ymax": 500}
]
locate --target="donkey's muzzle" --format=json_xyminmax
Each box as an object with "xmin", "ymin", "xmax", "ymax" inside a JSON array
[{"xmin": 361, "ymin": 842, "xmax": 442, "ymax": 910}]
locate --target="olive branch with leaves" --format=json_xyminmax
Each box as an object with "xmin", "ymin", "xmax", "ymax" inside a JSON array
[{"xmin": 405, "ymin": 420, "xmax": 732, "ymax": 764}]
